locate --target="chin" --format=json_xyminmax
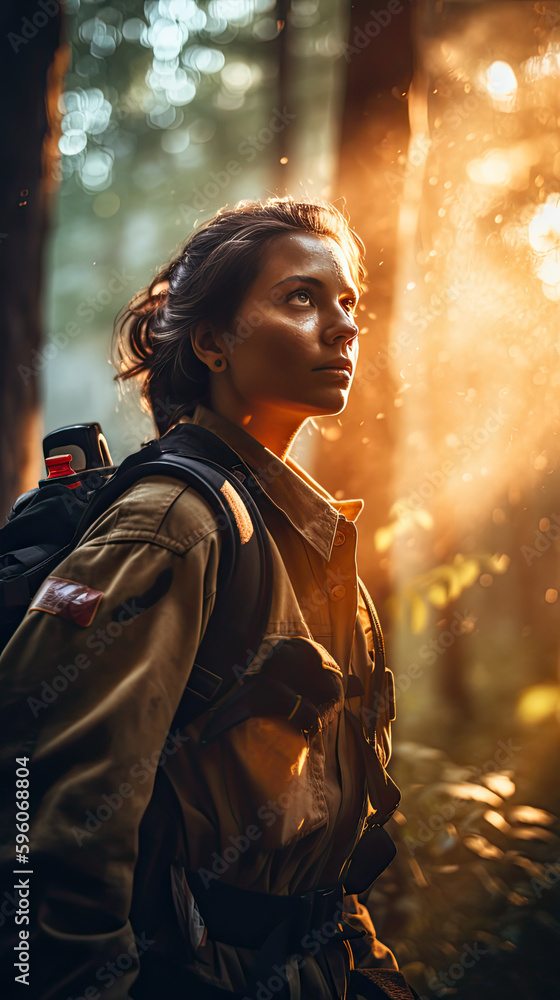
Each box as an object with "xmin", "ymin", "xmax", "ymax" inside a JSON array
[
  {"xmin": 304, "ymin": 392, "xmax": 350, "ymax": 418},
  {"xmin": 320, "ymin": 388, "xmax": 351, "ymax": 411}
]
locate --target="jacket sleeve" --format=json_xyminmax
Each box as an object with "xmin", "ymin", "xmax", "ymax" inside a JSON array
[
  {"xmin": 342, "ymin": 893, "xmax": 398, "ymax": 971},
  {"xmin": 0, "ymin": 477, "xmax": 221, "ymax": 1000}
]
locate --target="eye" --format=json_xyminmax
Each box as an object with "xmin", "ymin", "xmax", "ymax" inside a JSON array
[
  {"xmin": 341, "ymin": 297, "xmax": 358, "ymax": 314},
  {"xmin": 287, "ymin": 289, "xmax": 313, "ymax": 305}
]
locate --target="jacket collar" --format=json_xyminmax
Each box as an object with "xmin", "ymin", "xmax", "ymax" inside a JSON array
[{"xmin": 171, "ymin": 405, "xmax": 364, "ymax": 562}]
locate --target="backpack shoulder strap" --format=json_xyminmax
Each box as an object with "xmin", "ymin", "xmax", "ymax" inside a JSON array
[
  {"xmin": 75, "ymin": 423, "xmax": 274, "ymax": 728},
  {"xmin": 357, "ymin": 575, "xmax": 396, "ymax": 737}
]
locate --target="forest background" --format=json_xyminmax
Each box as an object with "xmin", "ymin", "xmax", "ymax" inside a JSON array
[{"xmin": 1, "ymin": 1, "xmax": 559, "ymax": 996}]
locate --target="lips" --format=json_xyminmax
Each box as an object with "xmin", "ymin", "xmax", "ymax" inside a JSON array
[{"xmin": 314, "ymin": 358, "xmax": 354, "ymax": 376}]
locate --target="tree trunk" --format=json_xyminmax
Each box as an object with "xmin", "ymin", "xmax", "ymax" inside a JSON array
[
  {"xmin": 0, "ymin": 2, "xmax": 67, "ymax": 521},
  {"xmin": 315, "ymin": 0, "xmax": 415, "ymax": 604}
]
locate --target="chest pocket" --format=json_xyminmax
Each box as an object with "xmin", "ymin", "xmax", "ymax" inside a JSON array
[
  {"xmin": 208, "ymin": 635, "xmax": 346, "ymax": 850},
  {"xmin": 223, "ymin": 718, "xmax": 328, "ymax": 849}
]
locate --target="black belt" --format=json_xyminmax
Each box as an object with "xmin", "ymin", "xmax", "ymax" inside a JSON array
[
  {"xmin": 133, "ymin": 827, "xmax": 400, "ymax": 1000},
  {"xmin": 187, "ymin": 871, "xmax": 351, "ymax": 951},
  {"xmin": 133, "ymin": 880, "xmax": 354, "ymax": 1000},
  {"xmin": 133, "ymin": 871, "xmax": 419, "ymax": 1000}
]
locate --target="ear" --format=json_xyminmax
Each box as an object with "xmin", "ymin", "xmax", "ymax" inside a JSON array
[{"xmin": 190, "ymin": 320, "xmax": 227, "ymax": 368}]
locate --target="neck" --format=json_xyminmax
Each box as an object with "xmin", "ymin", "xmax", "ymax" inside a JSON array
[{"xmin": 208, "ymin": 384, "xmax": 305, "ymax": 460}]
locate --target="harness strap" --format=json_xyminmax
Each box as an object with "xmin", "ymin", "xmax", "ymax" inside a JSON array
[{"xmin": 344, "ymin": 710, "xmax": 400, "ymax": 827}]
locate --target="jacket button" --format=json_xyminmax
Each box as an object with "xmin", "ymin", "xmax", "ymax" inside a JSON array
[
  {"xmin": 334, "ymin": 530, "xmax": 346, "ymax": 546},
  {"xmin": 329, "ymin": 584, "xmax": 346, "ymax": 601}
]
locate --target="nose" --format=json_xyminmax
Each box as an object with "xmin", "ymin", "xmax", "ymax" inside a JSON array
[{"xmin": 323, "ymin": 308, "xmax": 359, "ymax": 346}]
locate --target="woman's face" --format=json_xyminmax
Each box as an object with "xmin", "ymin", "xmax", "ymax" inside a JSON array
[{"xmin": 218, "ymin": 231, "xmax": 361, "ymax": 421}]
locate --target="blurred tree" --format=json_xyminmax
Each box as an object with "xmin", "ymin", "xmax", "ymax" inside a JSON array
[
  {"xmin": 316, "ymin": 0, "xmax": 415, "ymax": 603},
  {"xmin": 0, "ymin": 1, "xmax": 67, "ymax": 521}
]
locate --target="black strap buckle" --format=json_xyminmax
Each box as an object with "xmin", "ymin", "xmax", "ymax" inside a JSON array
[
  {"xmin": 186, "ymin": 663, "xmax": 223, "ymax": 701},
  {"xmin": 342, "ymin": 824, "xmax": 397, "ymax": 896}
]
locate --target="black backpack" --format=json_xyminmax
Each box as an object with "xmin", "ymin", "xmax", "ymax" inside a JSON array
[
  {"xmin": 0, "ymin": 420, "xmax": 394, "ymax": 740},
  {"xmin": 0, "ymin": 421, "xmax": 274, "ymax": 724}
]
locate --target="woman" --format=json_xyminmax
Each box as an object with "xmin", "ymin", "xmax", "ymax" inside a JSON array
[{"xmin": 0, "ymin": 197, "xmax": 413, "ymax": 1000}]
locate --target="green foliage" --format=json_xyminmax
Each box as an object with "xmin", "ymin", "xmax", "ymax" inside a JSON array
[
  {"xmin": 368, "ymin": 741, "xmax": 560, "ymax": 998},
  {"xmin": 59, "ymin": 1, "xmax": 281, "ymax": 195},
  {"xmin": 386, "ymin": 553, "xmax": 509, "ymax": 635}
]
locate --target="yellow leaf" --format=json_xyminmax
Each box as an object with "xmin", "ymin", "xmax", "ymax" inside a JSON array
[
  {"xmin": 482, "ymin": 774, "xmax": 516, "ymax": 798},
  {"xmin": 449, "ymin": 559, "xmax": 479, "ymax": 596},
  {"xmin": 374, "ymin": 526, "xmax": 393, "ymax": 552},
  {"xmin": 464, "ymin": 834, "xmax": 504, "ymax": 859},
  {"xmin": 432, "ymin": 781, "xmax": 502, "ymax": 806},
  {"xmin": 508, "ymin": 805, "xmax": 556, "ymax": 826},
  {"xmin": 517, "ymin": 684, "xmax": 560, "ymax": 724},
  {"xmin": 507, "ymin": 892, "xmax": 529, "ymax": 906},
  {"xmin": 410, "ymin": 594, "xmax": 427, "ymax": 634},
  {"xmin": 510, "ymin": 826, "xmax": 557, "ymax": 842},
  {"xmin": 427, "ymin": 583, "xmax": 448, "ymax": 608},
  {"xmin": 484, "ymin": 810, "xmax": 511, "ymax": 833},
  {"xmin": 489, "ymin": 552, "xmax": 510, "ymax": 573},
  {"xmin": 414, "ymin": 509, "xmax": 434, "ymax": 531},
  {"xmin": 512, "ymin": 856, "xmax": 546, "ymax": 878}
]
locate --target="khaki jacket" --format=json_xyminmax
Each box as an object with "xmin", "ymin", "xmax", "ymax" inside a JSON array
[{"xmin": 0, "ymin": 404, "xmax": 399, "ymax": 999}]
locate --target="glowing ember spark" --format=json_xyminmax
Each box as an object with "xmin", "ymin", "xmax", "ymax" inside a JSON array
[
  {"xmin": 467, "ymin": 151, "xmax": 511, "ymax": 186},
  {"xmin": 291, "ymin": 746, "xmax": 309, "ymax": 777},
  {"xmin": 528, "ymin": 195, "xmax": 560, "ymax": 297},
  {"xmin": 485, "ymin": 61, "xmax": 518, "ymax": 100}
]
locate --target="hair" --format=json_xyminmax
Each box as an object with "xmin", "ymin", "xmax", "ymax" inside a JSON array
[{"xmin": 111, "ymin": 195, "xmax": 367, "ymax": 436}]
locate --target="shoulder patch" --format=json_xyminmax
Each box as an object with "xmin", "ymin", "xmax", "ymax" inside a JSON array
[
  {"xmin": 220, "ymin": 480, "xmax": 253, "ymax": 544},
  {"xmin": 29, "ymin": 575, "xmax": 103, "ymax": 627}
]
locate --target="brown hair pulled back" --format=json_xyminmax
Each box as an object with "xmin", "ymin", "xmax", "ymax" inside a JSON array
[{"xmin": 111, "ymin": 195, "xmax": 367, "ymax": 436}]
